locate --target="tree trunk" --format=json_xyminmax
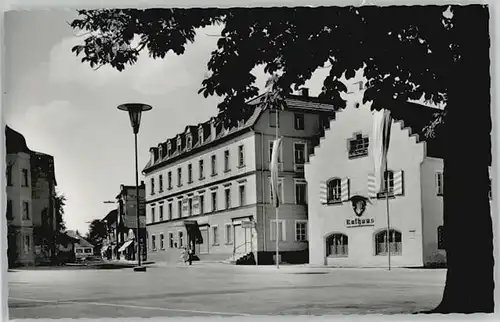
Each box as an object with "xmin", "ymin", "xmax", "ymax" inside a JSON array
[{"xmin": 432, "ymin": 6, "xmax": 494, "ymax": 314}]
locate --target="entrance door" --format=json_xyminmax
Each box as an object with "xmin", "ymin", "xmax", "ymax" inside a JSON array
[
  {"xmin": 199, "ymin": 228, "xmax": 209, "ymax": 254},
  {"xmin": 234, "ymin": 224, "xmax": 252, "ymax": 254}
]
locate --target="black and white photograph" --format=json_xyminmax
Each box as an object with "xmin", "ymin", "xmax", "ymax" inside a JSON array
[{"xmin": 3, "ymin": 1, "xmax": 495, "ymax": 319}]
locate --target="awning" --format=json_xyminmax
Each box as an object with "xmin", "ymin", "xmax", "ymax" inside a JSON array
[
  {"xmin": 184, "ymin": 220, "xmax": 203, "ymax": 244},
  {"xmin": 118, "ymin": 240, "xmax": 134, "ymax": 252}
]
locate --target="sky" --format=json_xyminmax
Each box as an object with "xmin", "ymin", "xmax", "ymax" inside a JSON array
[{"xmin": 4, "ymin": 9, "xmax": 335, "ymax": 234}]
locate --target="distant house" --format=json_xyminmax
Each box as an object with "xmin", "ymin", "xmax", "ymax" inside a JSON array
[{"xmin": 64, "ymin": 230, "xmax": 95, "ymax": 259}]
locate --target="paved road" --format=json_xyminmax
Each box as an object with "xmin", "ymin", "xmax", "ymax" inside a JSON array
[{"xmin": 8, "ymin": 264, "xmax": 446, "ymax": 318}]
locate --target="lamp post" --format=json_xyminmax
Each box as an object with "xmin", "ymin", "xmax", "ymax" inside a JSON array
[{"xmin": 118, "ymin": 103, "xmax": 152, "ymax": 272}]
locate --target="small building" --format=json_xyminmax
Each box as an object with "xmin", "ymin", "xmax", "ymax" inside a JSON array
[
  {"xmin": 65, "ymin": 230, "xmax": 95, "ymax": 260},
  {"xmin": 100, "ymin": 209, "xmax": 118, "ymax": 260},
  {"xmin": 305, "ymin": 85, "xmax": 447, "ymax": 268}
]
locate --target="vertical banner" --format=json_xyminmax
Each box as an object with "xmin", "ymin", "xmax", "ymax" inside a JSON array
[
  {"xmin": 372, "ymin": 109, "xmax": 393, "ymax": 191},
  {"xmin": 270, "ymin": 137, "xmax": 283, "ymax": 207}
]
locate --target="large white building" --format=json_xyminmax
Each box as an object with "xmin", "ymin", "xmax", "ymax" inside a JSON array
[
  {"xmin": 305, "ymin": 86, "xmax": 449, "ymax": 268},
  {"xmin": 143, "ymin": 90, "xmax": 335, "ymax": 264}
]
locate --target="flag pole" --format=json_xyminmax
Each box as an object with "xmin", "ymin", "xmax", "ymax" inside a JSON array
[
  {"xmin": 275, "ymin": 107, "xmax": 280, "ymax": 270},
  {"xmin": 385, "ymin": 144, "xmax": 391, "ymax": 271}
]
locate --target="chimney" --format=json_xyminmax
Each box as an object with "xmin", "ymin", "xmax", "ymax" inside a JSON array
[
  {"xmin": 210, "ymin": 118, "xmax": 217, "ymax": 140},
  {"xmin": 300, "ymin": 87, "xmax": 309, "ymax": 98}
]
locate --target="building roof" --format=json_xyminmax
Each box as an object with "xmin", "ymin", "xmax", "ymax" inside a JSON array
[
  {"xmin": 143, "ymin": 94, "xmax": 336, "ymax": 173},
  {"xmin": 377, "ymin": 99, "xmax": 444, "ymax": 159},
  {"xmin": 5, "ymin": 126, "xmax": 31, "ymax": 154},
  {"xmin": 65, "ymin": 230, "xmax": 94, "ymax": 248},
  {"xmin": 103, "ymin": 209, "xmax": 118, "ymax": 223}
]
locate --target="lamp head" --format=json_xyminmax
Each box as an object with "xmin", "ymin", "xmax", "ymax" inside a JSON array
[{"xmin": 117, "ymin": 103, "xmax": 153, "ymax": 134}]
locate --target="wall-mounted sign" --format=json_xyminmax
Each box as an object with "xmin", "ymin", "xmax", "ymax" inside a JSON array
[{"xmin": 346, "ymin": 218, "xmax": 375, "ymax": 228}]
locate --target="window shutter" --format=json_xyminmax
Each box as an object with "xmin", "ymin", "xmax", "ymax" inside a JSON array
[
  {"xmin": 319, "ymin": 181, "xmax": 327, "ymax": 204},
  {"xmin": 394, "ymin": 170, "xmax": 404, "ymax": 195},
  {"xmin": 367, "ymin": 173, "xmax": 377, "ymax": 198},
  {"xmin": 341, "ymin": 178, "xmax": 350, "ymax": 202},
  {"xmin": 280, "ymin": 221, "xmax": 286, "ymax": 241}
]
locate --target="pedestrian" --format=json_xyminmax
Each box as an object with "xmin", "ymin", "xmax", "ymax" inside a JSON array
[
  {"xmin": 188, "ymin": 246, "xmax": 193, "ymax": 266},
  {"xmin": 180, "ymin": 247, "xmax": 189, "ymax": 267}
]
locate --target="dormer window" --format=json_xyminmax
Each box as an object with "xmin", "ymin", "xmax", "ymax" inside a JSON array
[
  {"xmin": 158, "ymin": 145, "xmax": 163, "ymax": 158},
  {"xmin": 187, "ymin": 135, "xmax": 192, "ymax": 150},
  {"xmin": 177, "ymin": 137, "xmax": 182, "ymax": 152},
  {"xmin": 199, "ymin": 127, "xmax": 204, "ymax": 145},
  {"xmin": 167, "ymin": 141, "xmax": 172, "ymax": 156}
]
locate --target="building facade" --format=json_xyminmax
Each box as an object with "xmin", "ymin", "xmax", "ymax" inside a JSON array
[
  {"xmin": 115, "ymin": 183, "xmax": 146, "ymax": 261},
  {"xmin": 6, "ymin": 126, "xmax": 59, "ymax": 267},
  {"xmin": 143, "ymin": 91, "xmax": 335, "ymax": 264},
  {"xmin": 305, "ymin": 86, "xmax": 449, "ymax": 268}
]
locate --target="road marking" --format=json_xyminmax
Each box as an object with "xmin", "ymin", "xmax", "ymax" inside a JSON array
[{"xmin": 9, "ymin": 297, "xmax": 252, "ymax": 316}]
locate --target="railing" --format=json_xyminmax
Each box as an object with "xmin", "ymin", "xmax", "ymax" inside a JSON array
[{"xmin": 232, "ymin": 242, "xmax": 252, "ymax": 260}]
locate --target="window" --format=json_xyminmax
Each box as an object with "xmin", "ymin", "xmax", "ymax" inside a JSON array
[
  {"xmin": 294, "ymin": 143, "xmax": 306, "ymax": 165},
  {"xmin": 24, "ymin": 235, "xmax": 31, "ymax": 255},
  {"xmin": 187, "ymin": 135, "xmax": 192, "ymax": 150},
  {"xmin": 269, "ymin": 178, "xmax": 284, "ymax": 204},
  {"xmin": 22, "ymin": 169, "xmax": 29, "ymax": 187},
  {"xmin": 150, "ymin": 178, "xmax": 155, "ymax": 195},
  {"xmin": 169, "ymin": 232, "xmax": 174, "ymax": 248},
  {"xmin": 168, "ymin": 202, "xmax": 173, "ymax": 220},
  {"xmin": 224, "ymin": 150, "xmax": 230, "ymax": 172},
  {"xmin": 295, "ymin": 180, "xmax": 307, "ymax": 205},
  {"xmin": 85, "ymin": 248, "xmax": 92, "ymax": 254},
  {"xmin": 295, "ymin": 221, "xmax": 308, "ymax": 241},
  {"xmin": 159, "ymin": 174, "xmax": 164, "ymax": 192},
  {"xmin": 167, "ymin": 141, "xmax": 172, "ymax": 156},
  {"xmin": 378, "ymin": 171, "xmax": 395, "ymax": 197},
  {"xmin": 160, "ymin": 234, "xmax": 165, "ymax": 250},
  {"xmin": 270, "ymin": 220, "xmax": 286, "ymax": 241},
  {"xmin": 76, "ymin": 248, "xmax": 83, "ymax": 254},
  {"xmin": 294, "ymin": 113, "xmax": 305, "ymax": 130},
  {"xmin": 326, "ymin": 234, "xmax": 348, "ymax": 257},
  {"xmin": 436, "ymin": 171, "xmax": 444, "ymax": 196},
  {"xmin": 6, "ymin": 200, "xmax": 13, "ymax": 220},
  {"xmin": 348, "ymin": 133, "xmax": 370, "ymax": 158},
  {"xmin": 188, "ymin": 198, "xmax": 193, "ymax": 216},
  {"xmin": 375, "ymin": 230, "xmax": 402, "ymax": 256},
  {"xmin": 188, "ymin": 164, "xmax": 193, "ymax": 183},
  {"xmin": 238, "ymin": 145, "xmax": 245, "ymax": 167},
  {"xmin": 179, "ymin": 231, "xmax": 184, "ymax": 247},
  {"xmin": 151, "ymin": 206, "xmax": 156, "ymax": 223},
  {"xmin": 211, "ymin": 191, "xmax": 218, "ymax": 212},
  {"xmin": 7, "ymin": 165, "xmax": 12, "ymax": 186},
  {"xmin": 199, "ymin": 194, "xmax": 205, "ymax": 214},
  {"xmin": 199, "ymin": 160, "xmax": 205, "ymax": 180},
  {"xmin": 22, "ymin": 201, "xmax": 29, "ymax": 220},
  {"xmin": 225, "ymin": 224, "xmax": 233, "ymax": 244},
  {"xmin": 211, "ymin": 155, "xmax": 217, "ymax": 176},
  {"xmin": 270, "ymin": 110, "xmax": 280, "ymax": 128},
  {"xmin": 177, "ymin": 168, "xmax": 182, "ymax": 187},
  {"xmin": 239, "ymin": 184, "xmax": 246, "ymax": 207},
  {"xmin": 168, "ymin": 171, "xmax": 172, "ymax": 189},
  {"xmin": 269, "ymin": 140, "xmax": 282, "ymax": 162},
  {"xmin": 225, "ymin": 187, "xmax": 231, "ymax": 209},
  {"xmin": 177, "ymin": 200, "xmax": 182, "ymax": 218},
  {"xmin": 327, "ymin": 179, "xmax": 342, "ymax": 203},
  {"xmin": 159, "ymin": 205, "xmax": 164, "ymax": 221},
  {"xmin": 437, "ymin": 226, "xmax": 444, "ymax": 250},
  {"xmin": 152, "ymin": 235, "xmax": 157, "ymax": 251},
  {"xmin": 212, "ymin": 226, "xmax": 219, "ymax": 245},
  {"xmin": 177, "ymin": 137, "xmax": 182, "ymax": 151}
]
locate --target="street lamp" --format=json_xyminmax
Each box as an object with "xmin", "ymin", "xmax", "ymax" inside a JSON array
[{"xmin": 118, "ymin": 103, "xmax": 152, "ymax": 272}]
